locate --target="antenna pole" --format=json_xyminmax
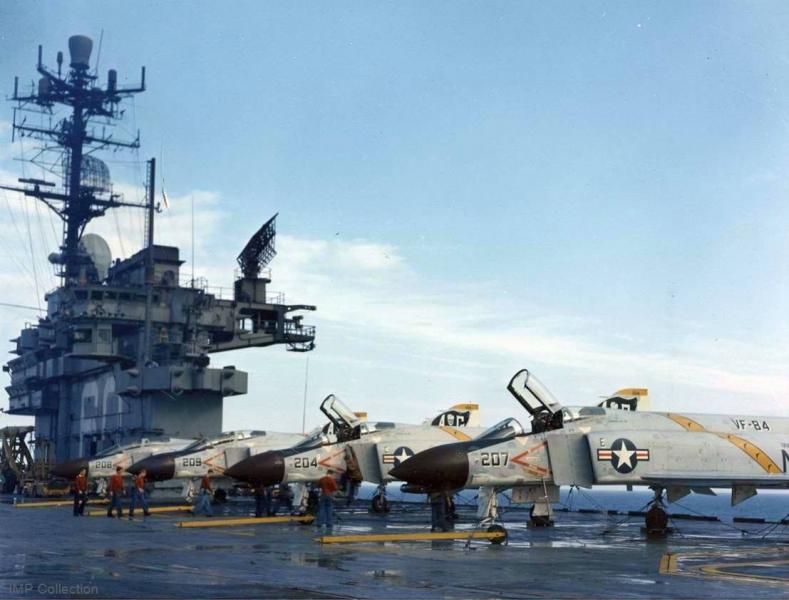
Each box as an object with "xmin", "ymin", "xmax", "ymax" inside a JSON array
[
  {"xmin": 142, "ymin": 157, "xmax": 155, "ymax": 363},
  {"xmin": 146, "ymin": 158, "xmax": 156, "ymax": 250},
  {"xmin": 191, "ymin": 195, "xmax": 195, "ymax": 286},
  {"xmin": 301, "ymin": 356, "xmax": 310, "ymax": 434}
]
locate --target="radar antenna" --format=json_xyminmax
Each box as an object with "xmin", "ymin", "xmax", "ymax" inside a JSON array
[
  {"xmin": 1, "ymin": 35, "xmax": 149, "ymax": 283},
  {"xmin": 237, "ymin": 213, "xmax": 278, "ymax": 278}
]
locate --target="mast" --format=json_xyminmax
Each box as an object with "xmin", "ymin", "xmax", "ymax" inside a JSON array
[{"xmin": 2, "ymin": 35, "xmax": 147, "ymax": 283}]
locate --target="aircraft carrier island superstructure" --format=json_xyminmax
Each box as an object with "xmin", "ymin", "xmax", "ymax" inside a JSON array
[{"xmin": 1, "ymin": 35, "xmax": 316, "ymax": 465}]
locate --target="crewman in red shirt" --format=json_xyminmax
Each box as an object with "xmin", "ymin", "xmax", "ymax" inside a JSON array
[
  {"xmin": 72, "ymin": 468, "xmax": 88, "ymax": 516},
  {"xmin": 315, "ymin": 470, "xmax": 338, "ymax": 530},
  {"xmin": 194, "ymin": 469, "xmax": 214, "ymax": 516},
  {"xmin": 128, "ymin": 468, "xmax": 150, "ymax": 519},
  {"xmin": 107, "ymin": 466, "xmax": 125, "ymax": 518}
]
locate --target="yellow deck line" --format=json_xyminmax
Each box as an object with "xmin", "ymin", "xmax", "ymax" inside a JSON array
[
  {"xmin": 665, "ymin": 413, "xmax": 782, "ymax": 474},
  {"xmin": 316, "ymin": 530, "xmax": 506, "ymax": 544},
  {"xmin": 699, "ymin": 559, "xmax": 789, "ymax": 584},
  {"xmin": 88, "ymin": 505, "xmax": 193, "ymax": 516},
  {"xmin": 15, "ymin": 499, "xmax": 109, "ymax": 508},
  {"xmin": 177, "ymin": 515, "xmax": 314, "ymax": 528}
]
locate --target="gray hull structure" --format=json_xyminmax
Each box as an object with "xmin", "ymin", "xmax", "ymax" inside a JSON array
[{"xmin": 2, "ymin": 36, "xmax": 315, "ymax": 464}]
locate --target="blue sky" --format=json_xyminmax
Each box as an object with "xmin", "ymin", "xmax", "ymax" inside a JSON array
[{"xmin": 3, "ymin": 2, "xmax": 789, "ymax": 433}]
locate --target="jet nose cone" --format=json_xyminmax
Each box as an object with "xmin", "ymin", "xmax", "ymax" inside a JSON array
[
  {"xmin": 50, "ymin": 458, "xmax": 89, "ymax": 480},
  {"xmin": 389, "ymin": 444, "xmax": 470, "ymax": 491},
  {"xmin": 128, "ymin": 454, "xmax": 175, "ymax": 482},
  {"xmin": 225, "ymin": 451, "xmax": 285, "ymax": 486}
]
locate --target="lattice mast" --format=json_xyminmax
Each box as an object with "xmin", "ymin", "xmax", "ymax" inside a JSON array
[{"xmin": 0, "ymin": 35, "xmax": 149, "ymax": 282}]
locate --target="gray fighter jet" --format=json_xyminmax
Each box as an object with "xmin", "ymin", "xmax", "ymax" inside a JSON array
[
  {"xmin": 126, "ymin": 429, "xmax": 307, "ymax": 500},
  {"xmin": 50, "ymin": 436, "xmax": 195, "ymax": 487},
  {"xmin": 391, "ymin": 369, "xmax": 789, "ymax": 533},
  {"xmin": 225, "ymin": 394, "xmax": 484, "ymax": 511}
]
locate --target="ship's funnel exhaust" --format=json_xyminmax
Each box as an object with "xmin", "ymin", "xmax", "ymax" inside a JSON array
[{"xmin": 68, "ymin": 35, "xmax": 93, "ymax": 70}]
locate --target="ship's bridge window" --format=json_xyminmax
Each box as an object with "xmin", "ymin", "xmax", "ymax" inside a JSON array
[
  {"xmin": 474, "ymin": 418, "xmax": 525, "ymax": 441},
  {"xmin": 73, "ymin": 329, "xmax": 92, "ymax": 343},
  {"xmin": 91, "ymin": 291, "xmax": 102, "ymax": 300}
]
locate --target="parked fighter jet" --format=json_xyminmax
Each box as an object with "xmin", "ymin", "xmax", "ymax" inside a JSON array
[
  {"xmin": 225, "ymin": 394, "xmax": 484, "ymax": 511},
  {"xmin": 50, "ymin": 437, "xmax": 194, "ymax": 483},
  {"xmin": 126, "ymin": 430, "xmax": 307, "ymax": 500},
  {"xmin": 391, "ymin": 369, "xmax": 789, "ymax": 533}
]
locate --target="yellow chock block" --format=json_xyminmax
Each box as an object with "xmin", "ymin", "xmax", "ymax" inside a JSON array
[
  {"xmin": 177, "ymin": 515, "xmax": 315, "ymax": 528},
  {"xmin": 88, "ymin": 504, "xmax": 194, "ymax": 516},
  {"xmin": 15, "ymin": 499, "xmax": 109, "ymax": 509},
  {"xmin": 316, "ymin": 530, "xmax": 507, "ymax": 544}
]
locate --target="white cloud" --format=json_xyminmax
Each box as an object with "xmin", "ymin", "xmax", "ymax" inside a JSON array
[{"xmin": 3, "ymin": 179, "xmax": 789, "ymax": 431}]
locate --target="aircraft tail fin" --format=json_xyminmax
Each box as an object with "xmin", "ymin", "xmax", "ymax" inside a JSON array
[
  {"xmin": 597, "ymin": 388, "xmax": 650, "ymax": 411},
  {"xmin": 428, "ymin": 403, "xmax": 480, "ymax": 428}
]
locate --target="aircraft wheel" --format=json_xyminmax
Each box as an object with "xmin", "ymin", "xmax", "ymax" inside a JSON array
[
  {"xmin": 213, "ymin": 488, "xmax": 228, "ymax": 503},
  {"xmin": 371, "ymin": 494, "xmax": 389, "ymax": 513},
  {"xmin": 487, "ymin": 524, "xmax": 508, "ymax": 545}
]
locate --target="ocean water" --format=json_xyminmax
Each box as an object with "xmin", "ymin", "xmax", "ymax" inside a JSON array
[{"xmin": 357, "ymin": 483, "xmax": 789, "ymax": 522}]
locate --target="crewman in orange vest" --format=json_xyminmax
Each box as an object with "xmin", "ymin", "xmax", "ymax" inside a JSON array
[
  {"xmin": 73, "ymin": 468, "xmax": 88, "ymax": 516},
  {"xmin": 194, "ymin": 469, "xmax": 214, "ymax": 516},
  {"xmin": 128, "ymin": 468, "xmax": 150, "ymax": 519},
  {"xmin": 107, "ymin": 466, "xmax": 124, "ymax": 518},
  {"xmin": 315, "ymin": 470, "xmax": 338, "ymax": 530}
]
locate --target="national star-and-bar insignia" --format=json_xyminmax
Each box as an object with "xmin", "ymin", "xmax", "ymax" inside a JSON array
[
  {"xmin": 596, "ymin": 438, "xmax": 649, "ymax": 474},
  {"xmin": 382, "ymin": 446, "xmax": 414, "ymax": 467}
]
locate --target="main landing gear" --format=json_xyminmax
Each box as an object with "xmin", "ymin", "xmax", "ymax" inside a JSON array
[
  {"xmin": 643, "ymin": 487, "xmax": 671, "ymax": 538},
  {"xmin": 476, "ymin": 487, "xmax": 509, "ymax": 543},
  {"xmin": 371, "ymin": 483, "xmax": 390, "ymax": 513}
]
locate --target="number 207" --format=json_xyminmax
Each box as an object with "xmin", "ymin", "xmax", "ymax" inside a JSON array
[{"xmin": 481, "ymin": 452, "xmax": 509, "ymax": 467}]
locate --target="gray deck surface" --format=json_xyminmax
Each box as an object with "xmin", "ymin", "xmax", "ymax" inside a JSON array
[{"xmin": 2, "ymin": 496, "xmax": 789, "ymax": 599}]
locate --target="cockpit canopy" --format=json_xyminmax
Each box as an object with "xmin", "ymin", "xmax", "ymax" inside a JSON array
[
  {"xmin": 94, "ymin": 436, "xmax": 185, "ymax": 457},
  {"xmin": 507, "ymin": 369, "xmax": 564, "ymax": 433},
  {"xmin": 320, "ymin": 394, "xmax": 364, "ymax": 442},
  {"xmin": 561, "ymin": 406, "xmax": 606, "ymax": 422},
  {"xmin": 474, "ymin": 417, "xmax": 525, "ymax": 441},
  {"xmin": 290, "ymin": 424, "xmax": 335, "ymax": 451}
]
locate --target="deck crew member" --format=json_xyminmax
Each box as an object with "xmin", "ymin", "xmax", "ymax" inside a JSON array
[
  {"xmin": 128, "ymin": 468, "xmax": 150, "ymax": 519},
  {"xmin": 429, "ymin": 491, "xmax": 448, "ymax": 532},
  {"xmin": 254, "ymin": 484, "xmax": 272, "ymax": 518},
  {"xmin": 73, "ymin": 468, "xmax": 88, "ymax": 516},
  {"xmin": 315, "ymin": 470, "xmax": 338, "ymax": 530},
  {"xmin": 195, "ymin": 469, "xmax": 214, "ymax": 516},
  {"xmin": 107, "ymin": 466, "xmax": 124, "ymax": 518}
]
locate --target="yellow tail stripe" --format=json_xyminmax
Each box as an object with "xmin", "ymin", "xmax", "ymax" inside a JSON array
[
  {"xmin": 439, "ymin": 426, "xmax": 471, "ymax": 441},
  {"xmin": 665, "ymin": 413, "xmax": 781, "ymax": 474}
]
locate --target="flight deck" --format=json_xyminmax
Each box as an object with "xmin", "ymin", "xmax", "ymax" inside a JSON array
[{"xmin": 3, "ymin": 494, "xmax": 789, "ymax": 599}]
